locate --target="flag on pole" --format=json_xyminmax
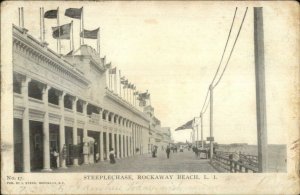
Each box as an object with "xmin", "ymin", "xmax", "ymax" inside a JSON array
[
  {"xmin": 44, "ymin": 9, "xmax": 58, "ymax": 18},
  {"xmin": 65, "ymin": 7, "xmax": 82, "ymax": 19},
  {"xmin": 52, "ymin": 23, "xmax": 71, "ymax": 39},
  {"xmin": 175, "ymin": 119, "xmax": 194, "ymax": 131},
  {"xmin": 80, "ymin": 28, "xmax": 99, "ymax": 39},
  {"xmin": 105, "ymin": 62, "xmax": 111, "ymax": 70},
  {"xmin": 109, "ymin": 67, "xmax": 116, "ymax": 74},
  {"xmin": 139, "ymin": 92, "xmax": 150, "ymax": 99},
  {"xmin": 121, "ymin": 79, "xmax": 128, "ymax": 85}
]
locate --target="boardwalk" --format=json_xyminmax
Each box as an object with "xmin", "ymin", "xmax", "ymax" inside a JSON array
[{"xmin": 52, "ymin": 149, "xmax": 217, "ymax": 173}]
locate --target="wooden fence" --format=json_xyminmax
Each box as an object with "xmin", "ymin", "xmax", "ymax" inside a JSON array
[{"xmin": 213, "ymin": 151, "xmax": 258, "ymax": 173}]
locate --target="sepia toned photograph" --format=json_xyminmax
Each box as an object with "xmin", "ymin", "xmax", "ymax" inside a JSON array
[{"xmin": 1, "ymin": 1, "xmax": 299, "ymax": 194}]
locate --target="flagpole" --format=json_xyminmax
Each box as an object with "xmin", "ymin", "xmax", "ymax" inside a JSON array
[
  {"xmin": 42, "ymin": 7, "xmax": 45, "ymax": 42},
  {"xmin": 82, "ymin": 7, "xmax": 84, "ymax": 45},
  {"xmin": 56, "ymin": 7, "xmax": 59, "ymax": 53},
  {"xmin": 110, "ymin": 72, "xmax": 113, "ymax": 91},
  {"xmin": 22, "ymin": 7, "xmax": 24, "ymax": 28},
  {"xmin": 119, "ymin": 70, "xmax": 121, "ymax": 96},
  {"xmin": 108, "ymin": 72, "xmax": 111, "ymax": 90},
  {"xmin": 127, "ymin": 88, "xmax": 129, "ymax": 102},
  {"xmin": 72, "ymin": 20, "xmax": 74, "ymax": 51},
  {"xmin": 123, "ymin": 86, "xmax": 125, "ymax": 99},
  {"xmin": 40, "ymin": 8, "xmax": 42, "ymax": 41},
  {"xmin": 114, "ymin": 70, "xmax": 117, "ymax": 93},
  {"xmin": 80, "ymin": 8, "xmax": 82, "ymax": 45},
  {"xmin": 18, "ymin": 7, "xmax": 20, "ymax": 27}
]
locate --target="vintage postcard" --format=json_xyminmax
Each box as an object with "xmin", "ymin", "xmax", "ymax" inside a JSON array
[{"xmin": 1, "ymin": 1, "xmax": 299, "ymax": 194}]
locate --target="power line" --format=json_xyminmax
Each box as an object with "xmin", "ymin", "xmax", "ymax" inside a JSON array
[
  {"xmin": 213, "ymin": 7, "xmax": 248, "ymax": 88},
  {"xmin": 210, "ymin": 7, "xmax": 238, "ymax": 85},
  {"xmin": 202, "ymin": 96, "xmax": 210, "ymax": 114},
  {"xmin": 200, "ymin": 88, "xmax": 210, "ymax": 114},
  {"xmin": 200, "ymin": 7, "xmax": 238, "ymax": 116}
]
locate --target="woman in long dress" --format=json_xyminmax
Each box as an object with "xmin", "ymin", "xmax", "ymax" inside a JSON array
[{"xmin": 109, "ymin": 148, "xmax": 116, "ymax": 164}]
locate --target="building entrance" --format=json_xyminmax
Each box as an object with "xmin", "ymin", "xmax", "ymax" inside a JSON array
[
  {"xmin": 13, "ymin": 118, "xmax": 23, "ymax": 172},
  {"xmin": 65, "ymin": 127, "xmax": 73, "ymax": 165},
  {"xmin": 29, "ymin": 121, "xmax": 43, "ymax": 170},
  {"xmin": 88, "ymin": 130, "xmax": 100, "ymax": 162}
]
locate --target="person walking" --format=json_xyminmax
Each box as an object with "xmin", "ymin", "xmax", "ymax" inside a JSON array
[
  {"xmin": 152, "ymin": 146, "xmax": 157, "ymax": 158},
  {"xmin": 166, "ymin": 146, "xmax": 171, "ymax": 159},
  {"xmin": 109, "ymin": 148, "xmax": 116, "ymax": 164}
]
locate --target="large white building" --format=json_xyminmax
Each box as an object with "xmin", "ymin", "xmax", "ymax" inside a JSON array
[{"xmin": 12, "ymin": 24, "xmax": 171, "ymax": 172}]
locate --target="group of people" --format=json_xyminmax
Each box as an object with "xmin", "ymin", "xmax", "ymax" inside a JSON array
[{"xmin": 151, "ymin": 145, "xmax": 172, "ymax": 159}]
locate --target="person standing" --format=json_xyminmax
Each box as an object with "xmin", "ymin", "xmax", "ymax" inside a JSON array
[
  {"xmin": 152, "ymin": 146, "xmax": 157, "ymax": 158},
  {"xmin": 166, "ymin": 146, "xmax": 171, "ymax": 159},
  {"xmin": 109, "ymin": 148, "xmax": 116, "ymax": 164}
]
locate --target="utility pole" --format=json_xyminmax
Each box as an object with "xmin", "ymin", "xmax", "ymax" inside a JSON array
[
  {"xmin": 209, "ymin": 84, "xmax": 214, "ymax": 161},
  {"xmin": 200, "ymin": 113, "xmax": 204, "ymax": 148},
  {"xmin": 254, "ymin": 7, "xmax": 268, "ymax": 172}
]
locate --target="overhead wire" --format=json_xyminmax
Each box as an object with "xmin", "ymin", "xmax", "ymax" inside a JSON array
[
  {"xmin": 210, "ymin": 7, "xmax": 238, "ymax": 85},
  {"xmin": 213, "ymin": 7, "xmax": 248, "ymax": 88},
  {"xmin": 199, "ymin": 7, "xmax": 238, "ymax": 117},
  {"xmin": 200, "ymin": 88, "xmax": 210, "ymax": 114}
]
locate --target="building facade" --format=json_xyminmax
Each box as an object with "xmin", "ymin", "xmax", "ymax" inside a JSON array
[
  {"xmin": 144, "ymin": 106, "xmax": 172, "ymax": 152},
  {"xmin": 12, "ymin": 25, "xmax": 171, "ymax": 172}
]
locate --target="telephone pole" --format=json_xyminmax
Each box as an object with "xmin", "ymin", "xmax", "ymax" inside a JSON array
[{"xmin": 254, "ymin": 7, "xmax": 268, "ymax": 172}]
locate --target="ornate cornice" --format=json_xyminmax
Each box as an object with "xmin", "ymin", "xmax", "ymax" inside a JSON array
[
  {"xmin": 13, "ymin": 25, "xmax": 91, "ymax": 87},
  {"xmin": 105, "ymin": 88, "xmax": 150, "ymax": 125}
]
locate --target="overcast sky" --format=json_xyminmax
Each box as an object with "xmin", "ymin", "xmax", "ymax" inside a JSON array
[{"xmin": 6, "ymin": 1, "xmax": 298, "ymax": 144}]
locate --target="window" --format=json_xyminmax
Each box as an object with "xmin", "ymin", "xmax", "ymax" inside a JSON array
[
  {"xmin": 48, "ymin": 88, "xmax": 59, "ymax": 105},
  {"xmin": 64, "ymin": 95, "xmax": 72, "ymax": 109},
  {"xmin": 28, "ymin": 81, "xmax": 43, "ymax": 100}
]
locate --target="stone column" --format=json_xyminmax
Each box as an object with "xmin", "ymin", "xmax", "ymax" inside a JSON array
[
  {"xmin": 59, "ymin": 91, "xmax": 67, "ymax": 168},
  {"xmin": 134, "ymin": 125, "xmax": 138, "ymax": 154},
  {"xmin": 124, "ymin": 135, "xmax": 127, "ymax": 157},
  {"xmin": 129, "ymin": 136, "xmax": 132, "ymax": 156},
  {"xmin": 132, "ymin": 124, "xmax": 135, "ymax": 155},
  {"xmin": 99, "ymin": 131, "xmax": 104, "ymax": 161},
  {"xmin": 116, "ymin": 132, "xmax": 120, "ymax": 158},
  {"xmin": 120, "ymin": 133, "xmax": 124, "ymax": 158},
  {"xmin": 138, "ymin": 126, "xmax": 140, "ymax": 155},
  {"xmin": 139, "ymin": 127, "xmax": 141, "ymax": 155},
  {"xmin": 42, "ymin": 85, "xmax": 51, "ymax": 171},
  {"xmin": 106, "ymin": 131, "xmax": 109, "ymax": 160},
  {"xmin": 99, "ymin": 110, "xmax": 104, "ymax": 161},
  {"xmin": 136, "ymin": 126, "xmax": 139, "ymax": 155},
  {"xmin": 21, "ymin": 77, "xmax": 31, "ymax": 172},
  {"xmin": 72, "ymin": 97, "xmax": 78, "ymax": 166},
  {"xmin": 83, "ymin": 101, "xmax": 89, "ymax": 164}
]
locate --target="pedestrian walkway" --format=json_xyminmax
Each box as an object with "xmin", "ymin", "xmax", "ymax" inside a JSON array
[{"xmin": 52, "ymin": 150, "xmax": 217, "ymax": 172}]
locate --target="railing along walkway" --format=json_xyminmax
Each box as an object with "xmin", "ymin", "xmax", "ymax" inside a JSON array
[{"xmin": 212, "ymin": 151, "xmax": 258, "ymax": 173}]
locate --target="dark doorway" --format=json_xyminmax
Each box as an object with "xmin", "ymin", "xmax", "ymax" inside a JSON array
[
  {"xmin": 14, "ymin": 118, "xmax": 23, "ymax": 172},
  {"xmin": 65, "ymin": 127, "xmax": 73, "ymax": 165},
  {"xmin": 49, "ymin": 124, "xmax": 59, "ymax": 168},
  {"xmin": 29, "ymin": 121, "xmax": 43, "ymax": 170},
  {"xmin": 103, "ymin": 132, "xmax": 107, "ymax": 160},
  {"xmin": 87, "ymin": 130, "xmax": 100, "ymax": 162},
  {"xmin": 77, "ymin": 128, "xmax": 83, "ymax": 164}
]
